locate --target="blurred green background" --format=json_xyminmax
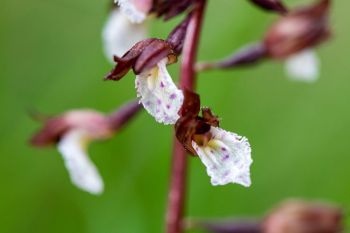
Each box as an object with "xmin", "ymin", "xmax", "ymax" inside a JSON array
[{"xmin": 1, "ymin": 0, "xmax": 349, "ymax": 232}]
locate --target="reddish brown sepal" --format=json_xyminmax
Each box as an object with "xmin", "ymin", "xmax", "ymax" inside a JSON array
[
  {"xmin": 134, "ymin": 39, "xmax": 176, "ymax": 74},
  {"xmin": 152, "ymin": 0, "xmax": 196, "ymax": 21},
  {"xmin": 249, "ymin": 0, "xmax": 288, "ymax": 14},
  {"xmin": 105, "ymin": 38, "xmax": 157, "ymax": 81},
  {"xmin": 175, "ymin": 91, "xmax": 221, "ymax": 155},
  {"xmin": 197, "ymin": 43, "xmax": 268, "ymax": 71},
  {"xmin": 105, "ymin": 14, "xmax": 192, "ymax": 80},
  {"xmin": 187, "ymin": 218, "xmax": 261, "ymax": 233},
  {"xmin": 167, "ymin": 13, "xmax": 192, "ymax": 54},
  {"xmin": 264, "ymin": 0, "xmax": 331, "ymax": 59},
  {"xmin": 178, "ymin": 89, "xmax": 200, "ymax": 117},
  {"xmin": 30, "ymin": 116, "xmax": 70, "ymax": 146}
]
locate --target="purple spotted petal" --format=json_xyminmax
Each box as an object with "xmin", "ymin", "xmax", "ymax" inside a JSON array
[
  {"xmin": 192, "ymin": 127, "xmax": 252, "ymax": 187},
  {"xmin": 135, "ymin": 58, "xmax": 184, "ymax": 125}
]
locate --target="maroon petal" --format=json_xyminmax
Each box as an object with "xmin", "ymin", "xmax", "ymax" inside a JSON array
[
  {"xmin": 178, "ymin": 89, "xmax": 200, "ymax": 118},
  {"xmin": 30, "ymin": 117, "xmax": 70, "ymax": 146},
  {"xmin": 134, "ymin": 39, "xmax": 176, "ymax": 74},
  {"xmin": 167, "ymin": 13, "xmax": 192, "ymax": 54},
  {"xmin": 264, "ymin": 0, "xmax": 331, "ymax": 58},
  {"xmin": 105, "ymin": 38, "xmax": 157, "ymax": 81}
]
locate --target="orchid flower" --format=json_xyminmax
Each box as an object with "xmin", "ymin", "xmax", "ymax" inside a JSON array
[
  {"xmin": 105, "ymin": 16, "xmax": 190, "ymax": 125},
  {"xmin": 197, "ymin": 0, "xmax": 331, "ymax": 83},
  {"xmin": 175, "ymin": 91, "xmax": 252, "ymax": 186},
  {"xmin": 30, "ymin": 101, "xmax": 141, "ymax": 195}
]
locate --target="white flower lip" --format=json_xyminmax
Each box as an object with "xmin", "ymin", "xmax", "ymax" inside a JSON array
[
  {"xmin": 116, "ymin": 0, "xmax": 148, "ymax": 23},
  {"xmin": 57, "ymin": 130, "xmax": 104, "ymax": 195},
  {"xmin": 135, "ymin": 58, "xmax": 184, "ymax": 125},
  {"xmin": 192, "ymin": 127, "xmax": 252, "ymax": 187},
  {"xmin": 103, "ymin": 9, "xmax": 147, "ymax": 62},
  {"xmin": 285, "ymin": 49, "xmax": 319, "ymax": 82}
]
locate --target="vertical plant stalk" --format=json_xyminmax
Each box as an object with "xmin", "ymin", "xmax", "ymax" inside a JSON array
[{"xmin": 166, "ymin": 1, "xmax": 207, "ymax": 233}]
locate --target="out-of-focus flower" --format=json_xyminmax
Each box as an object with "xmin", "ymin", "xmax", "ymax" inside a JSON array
[
  {"xmin": 175, "ymin": 91, "xmax": 252, "ymax": 186},
  {"xmin": 30, "ymin": 101, "xmax": 141, "ymax": 195},
  {"xmin": 263, "ymin": 199, "xmax": 343, "ymax": 233},
  {"xmin": 197, "ymin": 0, "xmax": 331, "ymax": 82},
  {"xmin": 248, "ymin": 0, "xmax": 288, "ymax": 14},
  {"xmin": 186, "ymin": 199, "xmax": 343, "ymax": 233},
  {"xmin": 115, "ymin": 0, "xmax": 153, "ymax": 23},
  {"xmin": 103, "ymin": 7, "xmax": 148, "ymax": 62},
  {"xmin": 264, "ymin": 0, "xmax": 330, "ymax": 81},
  {"xmin": 105, "ymin": 15, "xmax": 190, "ymax": 124}
]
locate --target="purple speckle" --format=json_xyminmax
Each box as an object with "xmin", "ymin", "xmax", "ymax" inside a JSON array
[
  {"xmin": 170, "ymin": 93, "xmax": 177, "ymax": 100},
  {"xmin": 222, "ymin": 154, "xmax": 230, "ymax": 161},
  {"xmin": 145, "ymin": 101, "xmax": 151, "ymax": 106},
  {"xmin": 221, "ymin": 147, "xmax": 227, "ymax": 151},
  {"xmin": 157, "ymin": 99, "xmax": 162, "ymax": 105},
  {"xmin": 223, "ymin": 170, "xmax": 230, "ymax": 177},
  {"xmin": 160, "ymin": 82, "xmax": 165, "ymax": 88},
  {"xmin": 166, "ymin": 104, "xmax": 171, "ymax": 109}
]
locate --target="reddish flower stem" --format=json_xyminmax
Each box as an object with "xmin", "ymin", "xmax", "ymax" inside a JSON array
[{"xmin": 166, "ymin": 1, "xmax": 207, "ymax": 233}]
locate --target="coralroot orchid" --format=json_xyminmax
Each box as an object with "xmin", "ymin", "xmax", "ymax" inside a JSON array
[
  {"xmin": 31, "ymin": 101, "xmax": 141, "ymax": 194},
  {"xmin": 29, "ymin": 1, "xmax": 336, "ymax": 233}
]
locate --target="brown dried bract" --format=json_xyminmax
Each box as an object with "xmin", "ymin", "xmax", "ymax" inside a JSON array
[
  {"xmin": 264, "ymin": 0, "xmax": 331, "ymax": 59},
  {"xmin": 175, "ymin": 90, "xmax": 220, "ymax": 154}
]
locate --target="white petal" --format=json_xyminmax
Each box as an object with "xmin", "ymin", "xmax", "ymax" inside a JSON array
[
  {"xmin": 192, "ymin": 127, "xmax": 252, "ymax": 187},
  {"xmin": 135, "ymin": 58, "xmax": 184, "ymax": 125},
  {"xmin": 102, "ymin": 9, "xmax": 147, "ymax": 62},
  {"xmin": 57, "ymin": 130, "xmax": 104, "ymax": 195},
  {"xmin": 285, "ymin": 49, "xmax": 320, "ymax": 82},
  {"xmin": 116, "ymin": 0, "xmax": 147, "ymax": 23}
]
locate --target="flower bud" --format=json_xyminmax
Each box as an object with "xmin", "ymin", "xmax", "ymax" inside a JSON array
[
  {"xmin": 263, "ymin": 199, "xmax": 343, "ymax": 233},
  {"xmin": 264, "ymin": 0, "xmax": 331, "ymax": 59}
]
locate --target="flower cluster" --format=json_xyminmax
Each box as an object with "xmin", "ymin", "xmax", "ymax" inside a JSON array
[
  {"xmin": 103, "ymin": 1, "xmax": 253, "ymax": 187},
  {"xmin": 30, "ymin": 0, "xmax": 332, "ymax": 204}
]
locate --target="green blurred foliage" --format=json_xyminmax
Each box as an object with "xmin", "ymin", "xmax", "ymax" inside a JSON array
[{"xmin": 0, "ymin": 0, "xmax": 349, "ymax": 232}]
